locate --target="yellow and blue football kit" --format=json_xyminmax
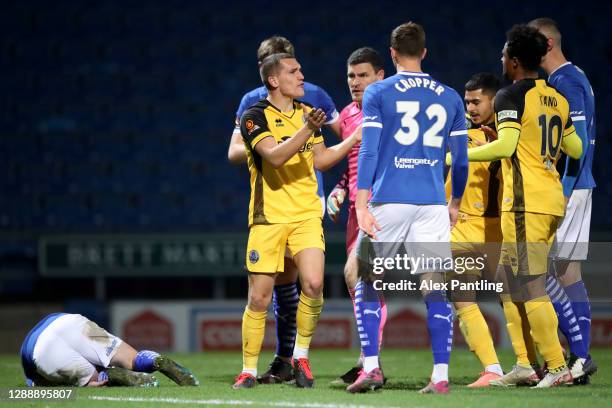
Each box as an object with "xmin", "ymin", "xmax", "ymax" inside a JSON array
[
  {"xmin": 466, "ymin": 78, "xmax": 583, "ymax": 372},
  {"xmin": 240, "ymin": 99, "xmax": 325, "ymax": 274}
]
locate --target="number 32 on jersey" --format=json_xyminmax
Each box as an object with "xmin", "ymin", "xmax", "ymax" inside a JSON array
[{"xmin": 394, "ymin": 101, "xmax": 447, "ymax": 148}]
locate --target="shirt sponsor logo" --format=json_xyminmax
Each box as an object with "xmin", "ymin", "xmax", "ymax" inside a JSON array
[
  {"xmin": 394, "ymin": 156, "xmax": 439, "ymax": 169},
  {"xmin": 497, "ymin": 110, "xmax": 518, "ymax": 121},
  {"xmin": 278, "ymin": 136, "xmax": 313, "ymax": 153}
]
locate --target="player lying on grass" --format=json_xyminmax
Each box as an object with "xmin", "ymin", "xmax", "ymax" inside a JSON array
[{"xmin": 21, "ymin": 313, "xmax": 199, "ymax": 387}]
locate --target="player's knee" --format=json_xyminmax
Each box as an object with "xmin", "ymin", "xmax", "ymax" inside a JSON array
[
  {"xmin": 301, "ymin": 278, "xmax": 324, "ymax": 299},
  {"xmin": 520, "ymin": 274, "xmax": 546, "ymax": 300},
  {"xmin": 557, "ymin": 261, "xmax": 582, "ymax": 286},
  {"xmin": 248, "ymin": 290, "xmax": 273, "ymax": 312}
]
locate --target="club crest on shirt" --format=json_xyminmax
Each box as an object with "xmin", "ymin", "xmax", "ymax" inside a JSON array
[
  {"xmin": 246, "ymin": 120, "xmax": 259, "ymax": 135},
  {"xmin": 249, "ymin": 250, "xmax": 259, "ymax": 264}
]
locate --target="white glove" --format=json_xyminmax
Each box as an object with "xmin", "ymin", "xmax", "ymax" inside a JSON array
[{"xmin": 326, "ymin": 187, "xmax": 346, "ymax": 223}]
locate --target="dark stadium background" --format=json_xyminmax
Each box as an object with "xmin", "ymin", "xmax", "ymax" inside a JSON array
[{"xmin": 1, "ymin": 1, "xmax": 610, "ymax": 350}]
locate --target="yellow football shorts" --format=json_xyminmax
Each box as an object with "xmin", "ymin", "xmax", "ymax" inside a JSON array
[
  {"xmin": 245, "ymin": 217, "xmax": 325, "ymax": 273},
  {"xmin": 500, "ymin": 211, "xmax": 559, "ymax": 276},
  {"xmin": 450, "ymin": 213, "xmax": 502, "ymax": 277}
]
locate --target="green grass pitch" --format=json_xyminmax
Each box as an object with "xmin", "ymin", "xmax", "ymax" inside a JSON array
[{"xmin": 0, "ymin": 349, "xmax": 609, "ymax": 408}]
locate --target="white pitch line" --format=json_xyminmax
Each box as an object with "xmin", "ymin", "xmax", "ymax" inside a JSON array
[{"xmin": 88, "ymin": 396, "xmax": 402, "ymax": 408}]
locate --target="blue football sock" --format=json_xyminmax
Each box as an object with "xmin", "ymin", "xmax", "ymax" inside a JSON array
[
  {"xmin": 273, "ymin": 282, "xmax": 299, "ymax": 359},
  {"xmin": 546, "ymin": 275, "xmax": 587, "ymax": 358},
  {"xmin": 565, "ymin": 280, "xmax": 591, "ymax": 352},
  {"xmin": 98, "ymin": 370, "xmax": 109, "ymax": 382},
  {"xmin": 133, "ymin": 350, "xmax": 160, "ymax": 372},
  {"xmin": 425, "ymin": 290, "xmax": 453, "ymax": 365},
  {"xmin": 354, "ymin": 281, "xmax": 381, "ymax": 358}
]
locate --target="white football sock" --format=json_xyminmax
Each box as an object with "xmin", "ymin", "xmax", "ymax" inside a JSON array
[
  {"xmin": 431, "ymin": 363, "xmax": 448, "ymax": 383},
  {"xmin": 485, "ymin": 363, "xmax": 503, "ymax": 376},
  {"xmin": 363, "ymin": 356, "xmax": 379, "ymax": 373}
]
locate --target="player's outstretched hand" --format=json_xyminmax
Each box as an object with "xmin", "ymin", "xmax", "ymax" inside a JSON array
[
  {"xmin": 326, "ymin": 187, "xmax": 346, "ymax": 222},
  {"xmin": 356, "ymin": 207, "xmax": 381, "ymax": 240},
  {"xmin": 302, "ymin": 105, "xmax": 326, "ymax": 130}
]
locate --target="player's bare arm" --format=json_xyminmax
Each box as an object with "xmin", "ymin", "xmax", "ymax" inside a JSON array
[
  {"xmin": 253, "ymin": 108, "xmax": 326, "ymax": 168},
  {"xmin": 447, "ymin": 197, "xmax": 461, "ymax": 229},
  {"xmin": 313, "ymin": 124, "xmax": 361, "ymax": 171},
  {"xmin": 328, "ymin": 119, "xmax": 342, "ymax": 138},
  {"xmin": 355, "ymin": 189, "xmax": 380, "ymax": 240},
  {"xmin": 231, "ymin": 112, "xmax": 340, "ymax": 165},
  {"xmin": 228, "ymin": 128, "xmax": 248, "ymax": 164}
]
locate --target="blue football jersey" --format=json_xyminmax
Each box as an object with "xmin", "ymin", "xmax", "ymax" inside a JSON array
[
  {"xmin": 549, "ymin": 62, "xmax": 596, "ymax": 190},
  {"xmin": 358, "ymin": 71, "xmax": 468, "ymax": 204},
  {"xmin": 234, "ymin": 82, "xmax": 339, "ymax": 199}
]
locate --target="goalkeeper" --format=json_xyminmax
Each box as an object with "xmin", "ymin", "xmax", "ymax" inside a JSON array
[{"xmin": 326, "ymin": 47, "xmax": 386, "ymax": 386}]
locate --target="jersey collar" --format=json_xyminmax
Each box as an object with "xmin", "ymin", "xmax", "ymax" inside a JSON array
[
  {"xmin": 398, "ymin": 71, "xmax": 430, "ymax": 77},
  {"xmin": 548, "ymin": 61, "xmax": 572, "ymax": 79},
  {"xmin": 265, "ymin": 99, "xmax": 299, "ymax": 119}
]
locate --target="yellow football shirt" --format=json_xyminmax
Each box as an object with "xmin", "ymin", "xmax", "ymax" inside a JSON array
[
  {"xmin": 494, "ymin": 79, "xmax": 576, "ymax": 217},
  {"xmin": 446, "ymin": 121, "xmax": 502, "ymax": 217},
  {"xmin": 240, "ymin": 99, "xmax": 324, "ymax": 226}
]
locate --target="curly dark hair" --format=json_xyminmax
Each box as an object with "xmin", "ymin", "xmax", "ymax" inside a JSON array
[{"xmin": 505, "ymin": 24, "xmax": 548, "ymax": 72}]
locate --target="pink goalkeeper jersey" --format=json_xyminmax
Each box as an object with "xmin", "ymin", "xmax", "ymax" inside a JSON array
[{"xmin": 339, "ymin": 101, "xmax": 363, "ymax": 203}]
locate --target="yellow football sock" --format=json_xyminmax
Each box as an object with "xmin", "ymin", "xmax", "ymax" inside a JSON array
[
  {"xmin": 295, "ymin": 292, "xmax": 324, "ymax": 353},
  {"xmin": 457, "ymin": 304, "xmax": 500, "ymax": 368},
  {"xmin": 525, "ymin": 296, "xmax": 566, "ymax": 371},
  {"xmin": 518, "ymin": 304, "xmax": 538, "ymax": 366},
  {"xmin": 502, "ymin": 299, "xmax": 532, "ymax": 367},
  {"xmin": 242, "ymin": 306, "xmax": 267, "ymax": 371}
]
